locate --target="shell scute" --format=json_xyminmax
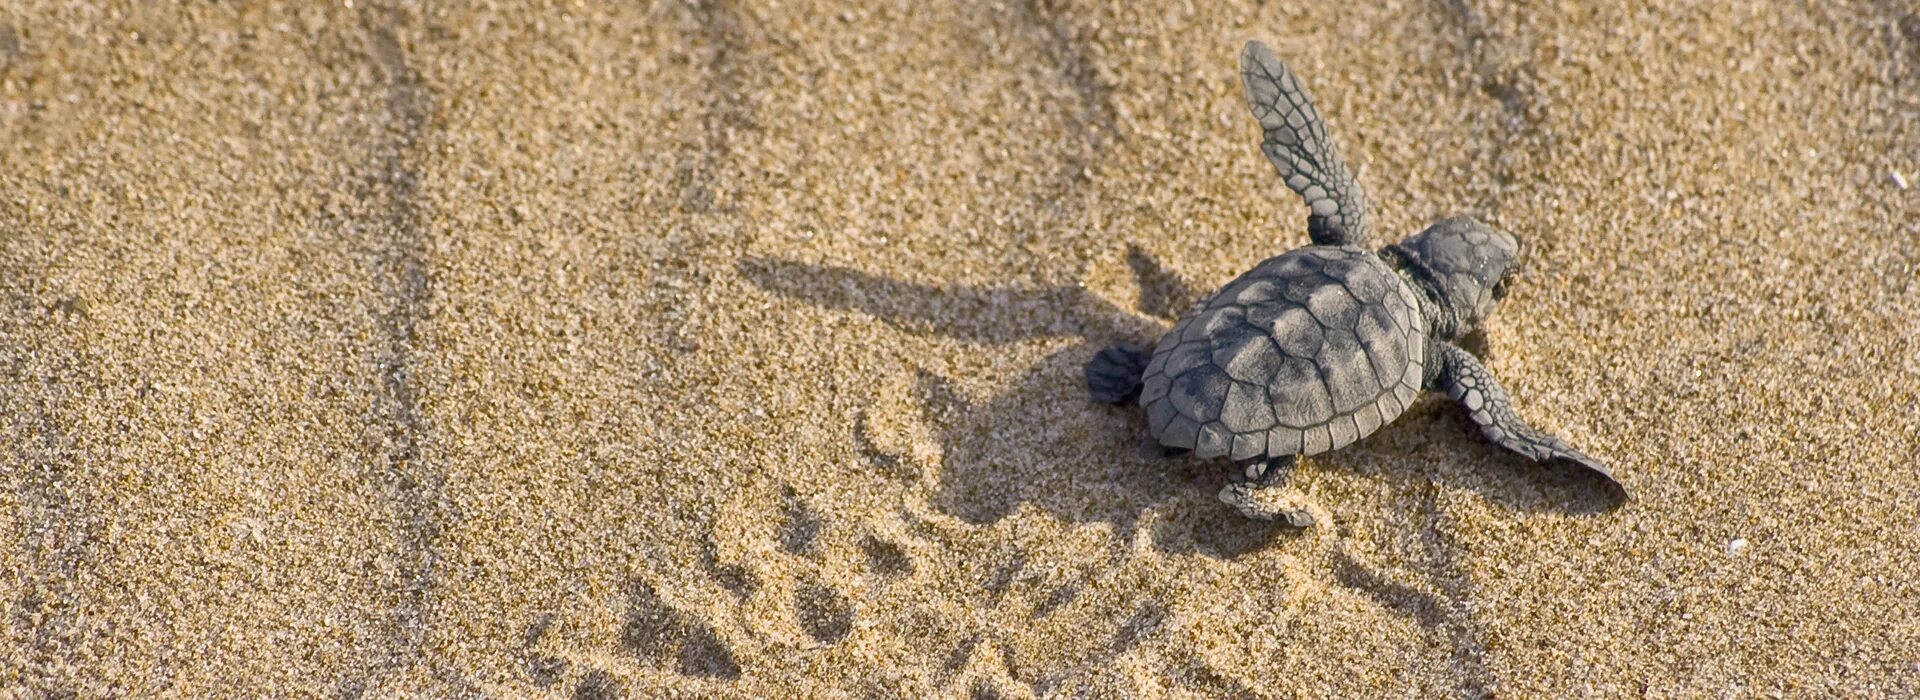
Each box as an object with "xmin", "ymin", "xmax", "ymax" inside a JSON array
[
  {"xmin": 1218, "ymin": 333, "xmax": 1286, "ymax": 386},
  {"xmin": 1267, "ymin": 355, "xmax": 1332, "ymax": 428},
  {"xmin": 1221, "ymin": 380, "xmax": 1277, "ymax": 434}
]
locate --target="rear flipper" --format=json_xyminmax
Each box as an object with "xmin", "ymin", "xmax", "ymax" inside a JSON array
[
  {"xmin": 1085, "ymin": 344, "xmax": 1149, "ymax": 404},
  {"xmin": 1220, "ymin": 455, "xmax": 1315, "ymax": 527},
  {"xmin": 1431, "ymin": 341, "xmax": 1629, "ymax": 501}
]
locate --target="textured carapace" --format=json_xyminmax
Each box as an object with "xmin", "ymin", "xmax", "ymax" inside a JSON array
[{"xmin": 1137, "ymin": 247, "xmax": 1427, "ymax": 461}]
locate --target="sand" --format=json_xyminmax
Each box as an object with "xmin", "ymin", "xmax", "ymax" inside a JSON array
[{"xmin": 2, "ymin": 0, "xmax": 1917, "ymax": 697}]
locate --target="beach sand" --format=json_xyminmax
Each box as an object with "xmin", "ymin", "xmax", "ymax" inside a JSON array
[{"xmin": 3, "ymin": 0, "xmax": 1918, "ymax": 696}]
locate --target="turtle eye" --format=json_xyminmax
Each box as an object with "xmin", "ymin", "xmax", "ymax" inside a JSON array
[{"xmin": 1491, "ymin": 279, "xmax": 1509, "ymax": 300}]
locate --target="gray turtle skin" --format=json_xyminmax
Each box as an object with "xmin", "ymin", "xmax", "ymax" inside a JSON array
[{"xmin": 1087, "ymin": 41, "xmax": 1624, "ymax": 523}]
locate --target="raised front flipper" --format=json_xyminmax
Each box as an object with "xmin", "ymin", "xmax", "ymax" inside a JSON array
[
  {"xmin": 1240, "ymin": 40, "xmax": 1370, "ymax": 247},
  {"xmin": 1430, "ymin": 341, "xmax": 1628, "ymax": 499}
]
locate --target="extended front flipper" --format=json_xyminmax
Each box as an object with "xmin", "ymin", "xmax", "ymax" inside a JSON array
[
  {"xmin": 1240, "ymin": 41, "xmax": 1371, "ymax": 247},
  {"xmin": 1430, "ymin": 342, "xmax": 1628, "ymax": 499}
]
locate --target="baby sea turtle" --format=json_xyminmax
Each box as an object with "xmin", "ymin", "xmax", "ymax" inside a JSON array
[{"xmin": 1085, "ymin": 41, "xmax": 1625, "ymax": 525}]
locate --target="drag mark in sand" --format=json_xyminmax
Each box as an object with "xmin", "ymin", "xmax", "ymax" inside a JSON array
[
  {"xmin": 1013, "ymin": 0, "xmax": 1118, "ymax": 192},
  {"xmin": 1876, "ymin": 4, "xmax": 1920, "ymax": 92},
  {"xmin": 650, "ymin": 0, "xmax": 757, "ymax": 359},
  {"xmin": 1901, "ymin": 11, "xmax": 1920, "ymax": 78},
  {"xmin": 344, "ymin": 6, "xmax": 446, "ymax": 695},
  {"xmin": 1435, "ymin": 0, "xmax": 1549, "ymax": 215},
  {"xmin": 674, "ymin": 0, "xmax": 754, "ymax": 216}
]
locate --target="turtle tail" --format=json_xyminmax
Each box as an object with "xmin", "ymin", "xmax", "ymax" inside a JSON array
[{"xmin": 1085, "ymin": 344, "xmax": 1150, "ymax": 404}]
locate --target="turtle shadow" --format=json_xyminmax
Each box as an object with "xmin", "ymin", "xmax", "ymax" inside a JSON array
[
  {"xmin": 739, "ymin": 251, "xmax": 1287, "ymax": 558},
  {"xmin": 737, "ymin": 251, "xmax": 1617, "ymax": 558},
  {"xmin": 909, "ymin": 351, "xmax": 1298, "ymax": 559},
  {"xmin": 1319, "ymin": 402, "xmax": 1624, "ymax": 517}
]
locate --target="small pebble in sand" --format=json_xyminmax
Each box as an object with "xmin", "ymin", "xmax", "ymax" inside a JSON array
[
  {"xmin": 1891, "ymin": 170, "xmax": 1909, "ymax": 190},
  {"xmin": 1729, "ymin": 538, "xmax": 1749, "ymax": 556}
]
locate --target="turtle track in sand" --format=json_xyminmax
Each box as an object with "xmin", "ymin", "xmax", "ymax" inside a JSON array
[{"xmin": 343, "ymin": 5, "xmax": 449, "ymax": 695}]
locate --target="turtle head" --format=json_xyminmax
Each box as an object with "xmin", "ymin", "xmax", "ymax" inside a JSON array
[{"xmin": 1385, "ymin": 217, "xmax": 1521, "ymax": 339}]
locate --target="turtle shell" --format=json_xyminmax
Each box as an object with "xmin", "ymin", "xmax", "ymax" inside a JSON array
[{"xmin": 1138, "ymin": 246, "xmax": 1429, "ymax": 460}]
